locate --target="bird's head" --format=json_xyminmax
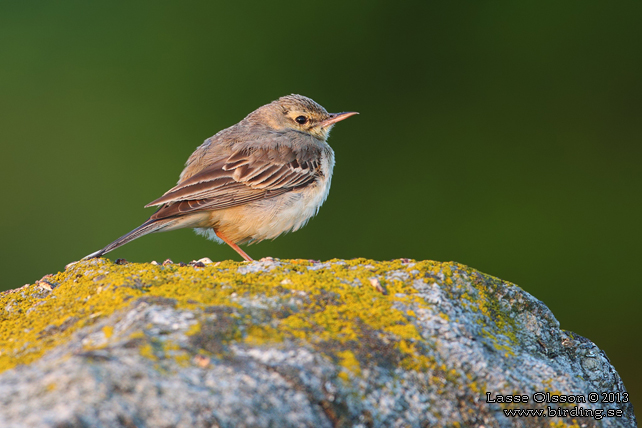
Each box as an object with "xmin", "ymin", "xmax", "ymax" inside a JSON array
[{"xmin": 250, "ymin": 94, "xmax": 358, "ymax": 141}]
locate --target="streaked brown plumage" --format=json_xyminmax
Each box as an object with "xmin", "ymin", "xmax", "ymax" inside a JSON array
[{"xmin": 84, "ymin": 94, "xmax": 357, "ymax": 261}]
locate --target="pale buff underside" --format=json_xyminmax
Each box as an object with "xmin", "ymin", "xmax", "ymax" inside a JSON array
[{"xmin": 189, "ymin": 150, "xmax": 334, "ymax": 244}]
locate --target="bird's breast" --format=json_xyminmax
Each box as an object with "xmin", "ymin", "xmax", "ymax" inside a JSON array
[{"xmin": 202, "ymin": 148, "xmax": 335, "ymax": 244}]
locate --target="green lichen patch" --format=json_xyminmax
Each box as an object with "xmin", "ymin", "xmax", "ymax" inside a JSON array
[{"xmin": 423, "ymin": 261, "xmax": 520, "ymax": 355}]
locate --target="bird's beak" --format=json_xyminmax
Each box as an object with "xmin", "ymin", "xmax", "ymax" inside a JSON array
[{"xmin": 319, "ymin": 111, "xmax": 359, "ymax": 128}]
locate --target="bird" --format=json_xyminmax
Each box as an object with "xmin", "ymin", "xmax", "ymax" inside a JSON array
[{"xmin": 84, "ymin": 94, "xmax": 358, "ymax": 262}]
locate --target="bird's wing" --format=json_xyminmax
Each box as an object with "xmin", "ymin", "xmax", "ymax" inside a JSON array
[{"xmin": 146, "ymin": 145, "xmax": 324, "ymax": 220}]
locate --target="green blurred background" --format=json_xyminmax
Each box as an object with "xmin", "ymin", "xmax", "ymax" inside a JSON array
[{"xmin": 1, "ymin": 1, "xmax": 640, "ymax": 410}]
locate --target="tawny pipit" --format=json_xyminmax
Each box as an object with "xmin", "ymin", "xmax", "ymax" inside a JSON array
[{"xmin": 85, "ymin": 95, "xmax": 357, "ymax": 261}]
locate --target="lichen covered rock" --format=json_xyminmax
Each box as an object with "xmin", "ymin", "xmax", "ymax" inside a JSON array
[{"xmin": 0, "ymin": 258, "xmax": 636, "ymax": 427}]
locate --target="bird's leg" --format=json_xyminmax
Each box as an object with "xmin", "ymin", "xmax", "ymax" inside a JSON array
[{"xmin": 215, "ymin": 230, "xmax": 254, "ymax": 262}]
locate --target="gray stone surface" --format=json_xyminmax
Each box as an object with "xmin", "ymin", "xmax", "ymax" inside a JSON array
[{"xmin": 0, "ymin": 258, "xmax": 636, "ymax": 427}]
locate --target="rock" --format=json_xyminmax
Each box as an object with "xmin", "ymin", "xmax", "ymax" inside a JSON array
[{"xmin": 0, "ymin": 258, "xmax": 636, "ymax": 427}]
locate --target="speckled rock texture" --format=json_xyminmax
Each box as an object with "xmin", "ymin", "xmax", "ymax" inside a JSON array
[{"xmin": 0, "ymin": 258, "xmax": 636, "ymax": 428}]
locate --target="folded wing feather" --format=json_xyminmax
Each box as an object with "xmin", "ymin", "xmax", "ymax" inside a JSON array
[{"xmin": 145, "ymin": 146, "xmax": 322, "ymax": 221}]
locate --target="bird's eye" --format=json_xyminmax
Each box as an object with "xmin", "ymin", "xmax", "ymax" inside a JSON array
[{"xmin": 295, "ymin": 116, "xmax": 308, "ymax": 124}]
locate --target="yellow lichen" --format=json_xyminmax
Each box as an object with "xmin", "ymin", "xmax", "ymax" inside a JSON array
[
  {"xmin": 398, "ymin": 340, "xmax": 436, "ymax": 371},
  {"xmin": 139, "ymin": 343, "xmax": 157, "ymax": 361},
  {"xmin": 0, "ymin": 256, "xmax": 524, "ymax": 392},
  {"xmin": 244, "ymin": 325, "xmax": 284, "ymax": 346},
  {"xmin": 127, "ymin": 331, "xmax": 145, "ymax": 340},
  {"xmin": 337, "ymin": 349, "xmax": 361, "ymax": 377},
  {"xmin": 549, "ymin": 421, "xmax": 581, "ymax": 428},
  {"xmin": 185, "ymin": 322, "xmax": 201, "ymax": 337},
  {"xmin": 102, "ymin": 325, "xmax": 114, "ymax": 339},
  {"xmin": 163, "ymin": 341, "xmax": 191, "ymax": 367}
]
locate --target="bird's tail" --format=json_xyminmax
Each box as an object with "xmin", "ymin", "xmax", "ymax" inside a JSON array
[{"xmin": 83, "ymin": 218, "xmax": 179, "ymax": 260}]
